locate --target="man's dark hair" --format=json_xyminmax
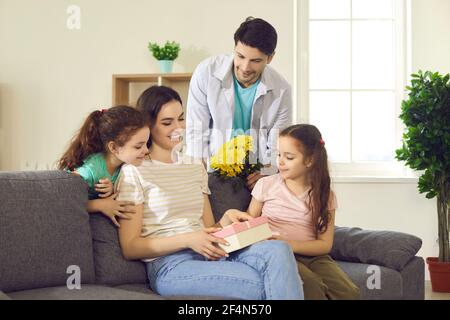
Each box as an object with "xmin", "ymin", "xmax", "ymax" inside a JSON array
[{"xmin": 234, "ymin": 17, "xmax": 277, "ymax": 56}]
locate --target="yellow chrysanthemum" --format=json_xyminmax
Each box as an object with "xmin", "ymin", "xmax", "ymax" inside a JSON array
[{"xmin": 210, "ymin": 135, "xmax": 255, "ymax": 178}]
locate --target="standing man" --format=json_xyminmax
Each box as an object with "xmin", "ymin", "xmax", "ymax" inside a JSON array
[{"xmin": 186, "ymin": 17, "xmax": 292, "ymax": 190}]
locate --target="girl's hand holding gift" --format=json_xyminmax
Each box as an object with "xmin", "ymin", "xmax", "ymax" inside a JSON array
[{"xmin": 220, "ymin": 209, "xmax": 254, "ymax": 227}]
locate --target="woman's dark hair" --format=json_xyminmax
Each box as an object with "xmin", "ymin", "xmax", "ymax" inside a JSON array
[
  {"xmin": 58, "ymin": 105, "xmax": 146, "ymax": 171},
  {"xmin": 234, "ymin": 17, "xmax": 277, "ymax": 56},
  {"xmin": 136, "ymin": 85, "xmax": 182, "ymax": 147},
  {"xmin": 280, "ymin": 124, "xmax": 331, "ymax": 235}
]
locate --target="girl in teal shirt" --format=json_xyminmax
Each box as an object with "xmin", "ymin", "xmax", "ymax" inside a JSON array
[{"xmin": 58, "ymin": 106, "xmax": 150, "ymax": 227}]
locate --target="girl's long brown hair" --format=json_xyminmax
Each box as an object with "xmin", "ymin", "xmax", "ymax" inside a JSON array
[
  {"xmin": 58, "ymin": 105, "xmax": 146, "ymax": 171},
  {"xmin": 280, "ymin": 124, "xmax": 331, "ymax": 235}
]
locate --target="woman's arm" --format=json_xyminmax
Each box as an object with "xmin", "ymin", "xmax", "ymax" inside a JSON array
[
  {"xmin": 119, "ymin": 203, "xmax": 230, "ymax": 261},
  {"xmin": 284, "ymin": 210, "xmax": 336, "ymax": 256},
  {"xmin": 119, "ymin": 204, "xmax": 189, "ymax": 260},
  {"xmin": 202, "ymin": 194, "xmax": 217, "ymax": 228}
]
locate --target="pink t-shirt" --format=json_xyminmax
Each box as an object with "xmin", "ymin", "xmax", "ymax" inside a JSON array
[{"xmin": 251, "ymin": 174, "xmax": 337, "ymax": 242}]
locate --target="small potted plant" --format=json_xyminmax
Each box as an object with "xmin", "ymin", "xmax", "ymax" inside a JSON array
[
  {"xmin": 148, "ymin": 41, "xmax": 180, "ymax": 73},
  {"xmin": 396, "ymin": 70, "xmax": 450, "ymax": 292}
]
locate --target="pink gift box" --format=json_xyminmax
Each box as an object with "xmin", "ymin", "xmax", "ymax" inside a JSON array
[{"xmin": 213, "ymin": 216, "xmax": 272, "ymax": 253}]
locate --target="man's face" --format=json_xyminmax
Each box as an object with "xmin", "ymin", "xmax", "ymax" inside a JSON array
[{"xmin": 233, "ymin": 41, "xmax": 274, "ymax": 88}]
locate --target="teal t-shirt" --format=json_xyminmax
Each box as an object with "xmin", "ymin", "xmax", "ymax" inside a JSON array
[
  {"xmin": 75, "ymin": 153, "xmax": 120, "ymax": 200},
  {"xmin": 232, "ymin": 75, "xmax": 260, "ymax": 137}
]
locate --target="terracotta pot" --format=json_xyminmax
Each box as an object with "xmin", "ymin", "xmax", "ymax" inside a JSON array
[{"xmin": 426, "ymin": 257, "xmax": 450, "ymax": 292}]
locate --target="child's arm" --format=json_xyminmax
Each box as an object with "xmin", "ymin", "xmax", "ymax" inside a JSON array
[
  {"xmin": 86, "ymin": 194, "xmax": 136, "ymax": 227},
  {"xmin": 246, "ymin": 197, "xmax": 263, "ymax": 217},
  {"xmin": 281, "ymin": 210, "xmax": 336, "ymax": 256},
  {"xmin": 220, "ymin": 197, "xmax": 263, "ymax": 226}
]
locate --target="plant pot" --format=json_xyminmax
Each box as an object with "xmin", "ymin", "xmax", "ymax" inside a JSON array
[
  {"xmin": 157, "ymin": 60, "xmax": 173, "ymax": 73},
  {"xmin": 426, "ymin": 257, "xmax": 450, "ymax": 292},
  {"xmin": 208, "ymin": 173, "xmax": 251, "ymax": 223}
]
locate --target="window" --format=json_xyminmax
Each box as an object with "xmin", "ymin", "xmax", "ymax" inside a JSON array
[{"xmin": 296, "ymin": 0, "xmax": 411, "ymax": 177}]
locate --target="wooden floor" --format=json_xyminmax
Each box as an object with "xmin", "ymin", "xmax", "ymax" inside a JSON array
[{"xmin": 425, "ymin": 281, "xmax": 450, "ymax": 300}]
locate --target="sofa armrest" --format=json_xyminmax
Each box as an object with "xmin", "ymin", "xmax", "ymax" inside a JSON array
[
  {"xmin": 330, "ymin": 226, "xmax": 422, "ymax": 271},
  {"xmin": 0, "ymin": 290, "xmax": 11, "ymax": 300}
]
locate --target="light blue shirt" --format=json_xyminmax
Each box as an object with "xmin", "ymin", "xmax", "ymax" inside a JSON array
[
  {"xmin": 186, "ymin": 54, "xmax": 292, "ymax": 169},
  {"xmin": 232, "ymin": 75, "xmax": 260, "ymax": 137}
]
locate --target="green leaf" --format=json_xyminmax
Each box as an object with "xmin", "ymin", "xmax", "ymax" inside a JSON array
[{"xmin": 147, "ymin": 40, "xmax": 181, "ymax": 60}]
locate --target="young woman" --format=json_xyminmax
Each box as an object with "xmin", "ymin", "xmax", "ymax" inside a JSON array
[{"xmin": 115, "ymin": 86, "xmax": 304, "ymax": 300}]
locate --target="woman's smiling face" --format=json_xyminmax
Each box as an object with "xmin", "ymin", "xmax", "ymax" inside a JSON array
[{"xmin": 150, "ymin": 99, "xmax": 185, "ymax": 151}]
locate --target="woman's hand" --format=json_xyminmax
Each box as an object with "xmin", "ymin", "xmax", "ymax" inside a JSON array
[
  {"xmin": 95, "ymin": 178, "xmax": 114, "ymax": 198},
  {"xmin": 98, "ymin": 193, "xmax": 136, "ymax": 227},
  {"xmin": 219, "ymin": 209, "xmax": 254, "ymax": 227},
  {"xmin": 185, "ymin": 227, "xmax": 230, "ymax": 260}
]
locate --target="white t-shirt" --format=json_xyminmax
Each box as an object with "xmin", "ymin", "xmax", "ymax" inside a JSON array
[{"xmin": 116, "ymin": 155, "xmax": 210, "ymax": 261}]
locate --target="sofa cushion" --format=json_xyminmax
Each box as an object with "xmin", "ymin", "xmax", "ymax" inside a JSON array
[
  {"xmin": 0, "ymin": 171, "xmax": 95, "ymax": 292},
  {"xmin": 336, "ymin": 261, "xmax": 403, "ymax": 300},
  {"xmin": 89, "ymin": 214, "xmax": 148, "ymax": 285},
  {"xmin": 330, "ymin": 226, "xmax": 422, "ymax": 271},
  {"xmin": 208, "ymin": 173, "xmax": 252, "ymax": 222}
]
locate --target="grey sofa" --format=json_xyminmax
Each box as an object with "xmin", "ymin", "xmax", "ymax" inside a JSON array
[{"xmin": 0, "ymin": 171, "xmax": 424, "ymax": 300}]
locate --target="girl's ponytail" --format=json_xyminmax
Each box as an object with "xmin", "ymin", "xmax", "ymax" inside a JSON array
[
  {"xmin": 58, "ymin": 110, "xmax": 105, "ymax": 170},
  {"xmin": 308, "ymin": 143, "xmax": 331, "ymax": 234}
]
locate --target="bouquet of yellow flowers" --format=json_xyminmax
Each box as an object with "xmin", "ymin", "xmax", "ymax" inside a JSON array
[{"xmin": 210, "ymin": 135, "xmax": 263, "ymax": 190}]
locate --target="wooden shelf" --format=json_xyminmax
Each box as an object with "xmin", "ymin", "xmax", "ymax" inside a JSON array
[{"xmin": 112, "ymin": 73, "xmax": 192, "ymax": 106}]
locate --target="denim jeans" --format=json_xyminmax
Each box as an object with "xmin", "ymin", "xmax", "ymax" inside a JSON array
[{"xmin": 146, "ymin": 240, "xmax": 304, "ymax": 300}]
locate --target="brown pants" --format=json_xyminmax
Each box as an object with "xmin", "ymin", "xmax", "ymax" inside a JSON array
[{"xmin": 296, "ymin": 254, "xmax": 360, "ymax": 300}]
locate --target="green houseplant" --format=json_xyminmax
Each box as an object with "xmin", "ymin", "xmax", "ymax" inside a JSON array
[
  {"xmin": 148, "ymin": 41, "xmax": 180, "ymax": 73},
  {"xmin": 395, "ymin": 70, "xmax": 450, "ymax": 292}
]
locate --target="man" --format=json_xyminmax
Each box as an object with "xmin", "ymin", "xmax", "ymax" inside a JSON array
[{"xmin": 186, "ymin": 17, "xmax": 292, "ymax": 190}]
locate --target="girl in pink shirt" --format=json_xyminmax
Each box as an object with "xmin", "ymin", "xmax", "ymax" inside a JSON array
[{"xmin": 225, "ymin": 124, "xmax": 360, "ymax": 300}]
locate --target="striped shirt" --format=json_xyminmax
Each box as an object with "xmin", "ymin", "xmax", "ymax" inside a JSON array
[{"xmin": 116, "ymin": 155, "xmax": 210, "ymax": 261}]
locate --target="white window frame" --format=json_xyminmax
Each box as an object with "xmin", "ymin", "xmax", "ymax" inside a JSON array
[{"xmin": 294, "ymin": 0, "xmax": 414, "ymax": 179}]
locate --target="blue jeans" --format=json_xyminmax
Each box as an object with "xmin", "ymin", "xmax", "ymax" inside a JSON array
[{"xmin": 146, "ymin": 240, "xmax": 304, "ymax": 300}]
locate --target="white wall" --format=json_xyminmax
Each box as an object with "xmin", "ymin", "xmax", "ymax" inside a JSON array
[
  {"xmin": 412, "ymin": 0, "xmax": 450, "ymax": 73},
  {"xmin": 0, "ymin": 0, "xmax": 293, "ymax": 170},
  {"xmin": 0, "ymin": 0, "xmax": 449, "ymax": 281}
]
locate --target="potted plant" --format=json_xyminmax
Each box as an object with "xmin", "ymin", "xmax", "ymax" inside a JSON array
[
  {"xmin": 395, "ymin": 70, "xmax": 450, "ymax": 292},
  {"xmin": 148, "ymin": 41, "xmax": 180, "ymax": 73},
  {"xmin": 208, "ymin": 135, "xmax": 263, "ymax": 222}
]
